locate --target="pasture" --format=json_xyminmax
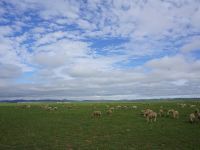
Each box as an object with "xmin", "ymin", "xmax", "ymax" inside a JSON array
[{"xmin": 0, "ymin": 101, "xmax": 200, "ymax": 150}]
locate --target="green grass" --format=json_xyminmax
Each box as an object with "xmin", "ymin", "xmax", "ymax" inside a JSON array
[{"xmin": 0, "ymin": 101, "xmax": 200, "ymax": 150}]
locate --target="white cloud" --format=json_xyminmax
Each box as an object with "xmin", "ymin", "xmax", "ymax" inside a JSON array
[
  {"xmin": 181, "ymin": 37, "xmax": 200, "ymax": 52},
  {"xmin": 33, "ymin": 39, "xmax": 91, "ymax": 68},
  {"xmin": 171, "ymin": 79, "xmax": 187, "ymax": 86},
  {"xmin": 191, "ymin": 7, "xmax": 200, "ymax": 28},
  {"xmin": 38, "ymin": 0, "xmax": 80, "ymax": 19},
  {"xmin": 0, "ymin": 63, "xmax": 22, "ymax": 79},
  {"xmin": 0, "ymin": 0, "xmax": 200, "ymax": 100}
]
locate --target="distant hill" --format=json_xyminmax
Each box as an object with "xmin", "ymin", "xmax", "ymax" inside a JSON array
[
  {"xmin": 0, "ymin": 99, "xmax": 73, "ymax": 103},
  {"xmin": 0, "ymin": 98, "xmax": 200, "ymax": 103}
]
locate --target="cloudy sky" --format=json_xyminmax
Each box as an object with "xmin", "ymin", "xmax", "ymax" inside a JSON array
[{"xmin": 0, "ymin": 0, "xmax": 200, "ymax": 100}]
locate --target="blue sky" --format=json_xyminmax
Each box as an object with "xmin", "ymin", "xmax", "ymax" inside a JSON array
[{"xmin": 0, "ymin": 0, "xmax": 200, "ymax": 100}]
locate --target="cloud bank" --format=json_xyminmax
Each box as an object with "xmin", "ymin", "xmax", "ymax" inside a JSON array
[{"xmin": 0, "ymin": 0, "xmax": 200, "ymax": 100}]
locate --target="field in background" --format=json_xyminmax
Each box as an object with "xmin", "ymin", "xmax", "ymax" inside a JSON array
[{"xmin": 0, "ymin": 101, "xmax": 200, "ymax": 150}]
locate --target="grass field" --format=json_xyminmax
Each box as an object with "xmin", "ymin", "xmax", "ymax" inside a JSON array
[{"xmin": 0, "ymin": 101, "xmax": 200, "ymax": 150}]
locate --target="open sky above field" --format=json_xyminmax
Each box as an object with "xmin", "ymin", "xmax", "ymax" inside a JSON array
[{"xmin": 0, "ymin": 0, "xmax": 200, "ymax": 100}]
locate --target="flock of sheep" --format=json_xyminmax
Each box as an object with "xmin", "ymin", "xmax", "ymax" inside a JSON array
[
  {"xmin": 42, "ymin": 105, "xmax": 58, "ymax": 111},
  {"xmin": 17, "ymin": 102, "xmax": 200, "ymax": 124},
  {"xmin": 92, "ymin": 103, "xmax": 200, "ymax": 124},
  {"xmin": 141, "ymin": 108, "xmax": 179, "ymax": 122}
]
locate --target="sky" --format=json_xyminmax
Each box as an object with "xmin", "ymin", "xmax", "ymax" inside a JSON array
[{"xmin": 0, "ymin": 0, "xmax": 200, "ymax": 100}]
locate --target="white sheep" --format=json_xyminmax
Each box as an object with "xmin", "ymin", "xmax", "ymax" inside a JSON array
[
  {"xmin": 26, "ymin": 105, "xmax": 31, "ymax": 108},
  {"xmin": 159, "ymin": 109, "xmax": 164, "ymax": 117},
  {"xmin": 194, "ymin": 109, "xmax": 200, "ymax": 121},
  {"xmin": 167, "ymin": 109, "xmax": 174, "ymax": 117},
  {"xmin": 116, "ymin": 105, "xmax": 121, "ymax": 109},
  {"xmin": 172, "ymin": 110, "xmax": 179, "ymax": 119},
  {"xmin": 143, "ymin": 109, "xmax": 153, "ymax": 117},
  {"xmin": 132, "ymin": 106, "xmax": 137, "ymax": 109},
  {"xmin": 189, "ymin": 113, "xmax": 196, "ymax": 123},
  {"xmin": 190, "ymin": 105, "xmax": 196, "ymax": 108},
  {"xmin": 53, "ymin": 106, "xmax": 58, "ymax": 110},
  {"xmin": 197, "ymin": 113, "xmax": 200, "ymax": 120},
  {"xmin": 109, "ymin": 107, "xmax": 115, "ymax": 111},
  {"xmin": 107, "ymin": 109, "xmax": 112, "ymax": 116},
  {"xmin": 146, "ymin": 111, "xmax": 157, "ymax": 122},
  {"xmin": 122, "ymin": 106, "xmax": 128, "ymax": 109},
  {"xmin": 180, "ymin": 103, "xmax": 187, "ymax": 108},
  {"xmin": 43, "ymin": 105, "xmax": 49, "ymax": 110},
  {"xmin": 92, "ymin": 111, "xmax": 102, "ymax": 118},
  {"xmin": 47, "ymin": 106, "xmax": 53, "ymax": 111}
]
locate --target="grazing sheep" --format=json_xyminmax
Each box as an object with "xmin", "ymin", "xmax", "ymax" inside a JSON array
[
  {"xmin": 132, "ymin": 106, "xmax": 137, "ymax": 109},
  {"xmin": 109, "ymin": 107, "xmax": 115, "ymax": 111},
  {"xmin": 53, "ymin": 106, "xmax": 58, "ymax": 110},
  {"xmin": 26, "ymin": 105, "xmax": 31, "ymax": 108},
  {"xmin": 189, "ymin": 113, "xmax": 196, "ymax": 123},
  {"xmin": 47, "ymin": 106, "xmax": 53, "ymax": 111},
  {"xmin": 18, "ymin": 104, "xmax": 31, "ymax": 109},
  {"xmin": 167, "ymin": 109, "xmax": 174, "ymax": 117},
  {"xmin": 180, "ymin": 103, "xmax": 187, "ymax": 108},
  {"xmin": 116, "ymin": 105, "xmax": 121, "ymax": 109},
  {"xmin": 122, "ymin": 106, "xmax": 128, "ymax": 109},
  {"xmin": 194, "ymin": 109, "xmax": 200, "ymax": 121},
  {"xmin": 190, "ymin": 105, "xmax": 196, "ymax": 108},
  {"xmin": 197, "ymin": 113, "xmax": 200, "ymax": 120},
  {"xmin": 172, "ymin": 110, "xmax": 179, "ymax": 119},
  {"xmin": 44, "ymin": 106, "xmax": 57, "ymax": 111},
  {"xmin": 92, "ymin": 111, "xmax": 102, "ymax": 118},
  {"xmin": 43, "ymin": 105, "xmax": 49, "ymax": 110},
  {"xmin": 107, "ymin": 109, "xmax": 112, "ymax": 116},
  {"xmin": 143, "ymin": 109, "xmax": 153, "ymax": 117},
  {"xmin": 159, "ymin": 109, "xmax": 164, "ymax": 117},
  {"xmin": 146, "ymin": 111, "xmax": 157, "ymax": 122}
]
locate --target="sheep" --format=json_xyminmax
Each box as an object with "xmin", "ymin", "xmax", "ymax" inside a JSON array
[
  {"xmin": 116, "ymin": 105, "xmax": 122, "ymax": 109},
  {"xmin": 189, "ymin": 113, "xmax": 196, "ymax": 123},
  {"xmin": 180, "ymin": 103, "xmax": 186, "ymax": 108},
  {"xmin": 43, "ymin": 105, "xmax": 49, "ymax": 110},
  {"xmin": 159, "ymin": 109, "xmax": 164, "ymax": 117},
  {"xmin": 132, "ymin": 106, "xmax": 137, "ymax": 109},
  {"xmin": 146, "ymin": 111, "xmax": 157, "ymax": 122},
  {"xmin": 122, "ymin": 106, "xmax": 128, "ymax": 109},
  {"xmin": 167, "ymin": 109, "xmax": 179, "ymax": 119},
  {"xmin": 47, "ymin": 106, "xmax": 53, "ymax": 111},
  {"xmin": 18, "ymin": 104, "xmax": 31, "ymax": 109},
  {"xmin": 197, "ymin": 113, "xmax": 200, "ymax": 120},
  {"xmin": 44, "ymin": 106, "xmax": 57, "ymax": 111},
  {"xmin": 190, "ymin": 105, "xmax": 196, "ymax": 108},
  {"xmin": 53, "ymin": 106, "xmax": 58, "ymax": 110},
  {"xmin": 143, "ymin": 109, "xmax": 153, "ymax": 117},
  {"xmin": 115, "ymin": 105, "xmax": 120, "ymax": 109},
  {"xmin": 194, "ymin": 109, "xmax": 200, "ymax": 121},
  {"xmin": 109, "ymin": 107, "xmax": 115, "ymax": 111},
  {"xmin": 172, "ymin": 110, "xmax": 179, "ymax": 119},
  {"xmin": 107, "ymin": 109, "xmax": 112, "ymax": 116},
  {"xmin": 167, "ymin": 109, "xmax": 174, "ymax": 117},
  {"xmin": 26, "ymin": 105, "xmax": 31, "ymax": 108},
  {"xmin": 92, "ymin": 111, "xmax": 102, "ymax": 118}
]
